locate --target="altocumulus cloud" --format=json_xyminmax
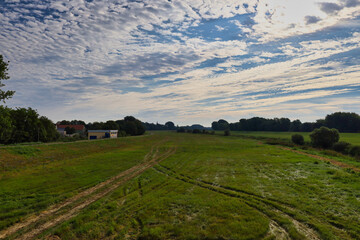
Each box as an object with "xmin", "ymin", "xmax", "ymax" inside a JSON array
[{"xmin": 0, "ymin": 0, "xmax": 359, "ymax": 125}]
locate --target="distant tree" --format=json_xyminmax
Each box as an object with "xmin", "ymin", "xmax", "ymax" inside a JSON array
[
  {"xmin": 59, "ymin": 120, "xmax": 71, "ymax": 125},
  {"xmin": 135, "ymin": 120, "xmax": 146, "ymax": 135},
  {"xmin": 211, "ymin": 121, "xmax": 219, "ymax": 130},
  {"xmin": 310, "ymin": 127, "xmax": 339, "ymax": 148},
  {"xmin": 118, "ymin": 116, "xmax": 146, "ymax": 136},
  {"xmin": 177, "ymin": 127, "xmax": 185, "ymax": 133},
  {"xmin": 0, "ymin": 55, "xmax": 15, "ymax": 103},
  {"xmin": 39, "ymin": 116, "xmax": 59, "ymax": 142},
  {"xmin": 104, "ymin": 120, "xmax": 119, "ymax": 130},
  {"xmin": 65, "ymin": 126, "xmax": 76, "ymax": 134},
  {"xmin": 165, "ymin": 121, "xmax": 175, "ymax": 130},
  {"xmin": 290, "ymin": 120, "xmax": 302, "ymax": 132},
  {"xmin": 192, "ymin": 129, "xmax": 201, "ymax": 134},
  {"xmin": 0, "ymin": 106, "xmax": 14, "ymax": 144},
  {"xmin": 10, "ymin": 108, "xmax": 40, "ymax": 143},
  {"xmin": 124, "ymin": 116, "xmax": 136, "ymax": 122},
  {"xmin": 325, "ymin": 112, "xmax": 360, "ymax": 133},
  {"xmin": 300, "ymin": 122, "xmax": 314, "ymax": 132},
  {"xmin": 229, "ymin": 122, "xmax": 241, "ymax": 131},
  {"xmin": 124, "ymin": 121, "xmax": 137, "ymax": 135},
  {"xmin": 71, "ymin": 120, "xmax": 86, "ymax": 125},
  {"xmin": 88, "ymin": 121, "xmax": 105, "ymax": 130},
  {"xmin": 314, "ymin": 119, "xmax": 326, "ymax": 129},
  {"xmin": 212, "ymin": 119, "xmax": 229, "ymax": 130},
  {"xmin": 291, "ymin": 134, "xmax": 304, "ymax": 145},
  {"xmin": 224, "ymin": 130, "xmax": 230, "ymax": 136}
]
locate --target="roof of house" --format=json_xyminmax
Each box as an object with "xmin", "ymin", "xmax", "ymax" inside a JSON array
[
  {"xmin": 88, "ymin": 130, "xmax": 118, "ymax": 133},
  {"xmin": 56, "ymin": 124, "xmax": 85, "ymax": 131}
]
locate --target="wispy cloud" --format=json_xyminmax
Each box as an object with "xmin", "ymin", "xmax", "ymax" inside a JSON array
[{"xmin": 0, "ymin": 0, "xmax": 359, "ymax": 125}]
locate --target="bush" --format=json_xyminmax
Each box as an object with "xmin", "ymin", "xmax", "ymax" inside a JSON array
[
  {"xmin": 291, "ymin": 134, "xmax": 304, "ymax": 145},
  {"xmin": 177, "ymin": 127, "xmax": 185, "ymax": 133},
  {"xmin": 224, "ymin": 130, "xmax": 230, "ymax": 136},
  {"xmin": 192, "ymin": 129, "xmax": 201, "ymax": 134},
  {"xmin": 332, "ymin": 141, "xmax": 351, "ymax": 153},
  {"xmin": 310, "ymin": 127, "xmax": 339, "ymax": 148},
  {"xmin": 349, "ymin": 145, "xmax": 360, "ymax": 158}
]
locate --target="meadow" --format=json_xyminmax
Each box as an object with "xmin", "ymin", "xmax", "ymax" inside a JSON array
[
  {"xmin": 0, "ymin": 132, "xmax": 359, "ymax": 239},
  {"xmin": 229, "ymin": 131, "xmax": 360, "ymax": 146}
]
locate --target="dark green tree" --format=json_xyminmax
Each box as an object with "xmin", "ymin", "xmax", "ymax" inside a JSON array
[
  {"xmin": 290, "ymin": 120, "xmax": 302, "ymax": 132},
  {"xmin": 291, "ymin": 134, "xmax": 304, "ymax": 145},
  {"xmin": 104, "ymin": 120, "xmax": 119, "ymax": 130},
  {"xmin": 0, "ymin": 55, "xmax": 15, "ymax": 103},
  {"xmin": 310, "ymin": 127, "xmax": 340, "ymax": 148},
  {"xmin": 124, "ymin": 121, "xmax": 137, "ymax": 135},
  {"xmin": 88, "ymin": 122, "xmax": 105, "ymax": 130},
  {"xmin": 212, "ymin": 119, "xmax": 229, "ymax": 130},
  {"xmin": 165, "ymin": 121, "xmax": 175, "ymax": 130},
  {"xmin": 39, "ymin": 116, "xmax": 59, "ymax": 142},
  {"xmin": 65, "ymin": 126, "xmax": 76, "ymax": 134},
  {"xmin": 10, "ymin": 108, "xmax": 40, "ymax": 143},
  {"xmin": 0, "ymin": 106, "xmax": 14, "ymax": 144},
  {"xmin": 325, "ymin": 112, "xmax": 360, "ymax": 133}
]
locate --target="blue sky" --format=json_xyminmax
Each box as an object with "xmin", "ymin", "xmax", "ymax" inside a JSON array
[{"xmin": 1, "ymin": 0, "xmax": 360, "ymax": 126}]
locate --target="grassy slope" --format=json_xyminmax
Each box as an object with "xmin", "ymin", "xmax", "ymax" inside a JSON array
[
  {"xmin": 0, "ymin": 135, "xmax": 159, "ymax": 230},
  {"xmin": 1, "ymin": 132, "xmax": 360, "ymax": 239},
  {"xmin": 229, "ymin": 131, "xmax": 360, "ymax": 145}
]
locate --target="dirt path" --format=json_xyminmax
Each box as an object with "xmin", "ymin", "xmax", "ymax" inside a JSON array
[
  {"xmin": 0, "ymin": 143, "xmax": 176, "ymax": 240},
  {"xmin": 278, "ymin": 146, "xmax": 360, "ymax": 172}
]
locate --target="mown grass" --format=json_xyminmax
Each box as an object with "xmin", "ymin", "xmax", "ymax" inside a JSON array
[
  {"xmin": 1, "ymin": 132, "xmax": 360, "ymax": 239},
  {"xmin": 229, "ymin": 131, "xmax": 360, "ymax": 145},
  {"xmin": 0, "ymin": 135, "xmax": 159, "ymax": 230},
  {"xmin": 45, "ymin": 133, "xmax": 360, "ymax": 239}
]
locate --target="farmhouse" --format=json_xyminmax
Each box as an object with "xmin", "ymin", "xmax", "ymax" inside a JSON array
[{"xmin": 88, "ymin": 130, "xmax": 118, "ymax": 140}]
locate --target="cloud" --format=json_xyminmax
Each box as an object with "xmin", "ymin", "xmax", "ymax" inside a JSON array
[
  {"xmin": 305, "ymin": 15, "xmax": 322, "ymax": 24},
  {"xmin": 319, "ymin": 2, "xmax": 343, "ymax": 15},
  {"xmin": 1, "ymin": 0, "xmax": 359, "ymax": 125},
  {"xmin": 345, "ymin": 0, "xmax": 360, "ymax": 7}
]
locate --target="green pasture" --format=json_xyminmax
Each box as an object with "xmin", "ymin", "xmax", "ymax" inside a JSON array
[
  {"xmin": 1, "ymin": 132, "xmax": 360, "ymax": 239},
  {"xmin": 228, "ymin": 131, "xmax": 360, "ymax": 145}
]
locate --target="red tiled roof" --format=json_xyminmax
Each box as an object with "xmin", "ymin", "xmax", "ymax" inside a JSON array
[{"xmin": 56, "ymin": 124, "xmax": 85, "ymax": 130}]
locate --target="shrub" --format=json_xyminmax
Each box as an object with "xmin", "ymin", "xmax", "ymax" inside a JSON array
[
  {"xmin": 192, "ymin": 129, "xmax": 201, "ymax": 134},
  {"xmin": 310, "ymin": 127, "xmax": 339, "ymax": 148},
  {"xmin": 349, "ymin": 145, "xmax": 360, "ymax": 158},
  {"xmin": 291, "ymin": 134, "xmax": 304, "ymax": 145},
  {"xmin": 332, "ymin": 141, "xmax": 351, "ymax": 153},
  {"xmin": 224, "ymin": 130, "xmax": 230, "ymax": 136},
  {"xmin": 177, "ymin": 127, "xmax": 185, "ymax": 133}
]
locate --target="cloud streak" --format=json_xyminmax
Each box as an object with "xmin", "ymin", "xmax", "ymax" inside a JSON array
[{"xmin": 0, "ymin": 0, "xmax": 359, "ymax": 125}]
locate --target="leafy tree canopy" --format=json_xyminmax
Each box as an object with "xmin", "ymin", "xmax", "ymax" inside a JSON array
[{"xmin": 0, "ymin": 55, "xmax": 15, "ymax": 103}]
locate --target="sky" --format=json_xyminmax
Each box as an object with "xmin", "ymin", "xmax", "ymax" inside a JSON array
[{"xmin": 1, "ymin": 0, "xmax": 360, "ymax": 126}]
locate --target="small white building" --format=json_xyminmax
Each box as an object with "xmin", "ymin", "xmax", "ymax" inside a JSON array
[{"xmin": 88, "ymin": 130, "xmax": 118, "ymax": 140}]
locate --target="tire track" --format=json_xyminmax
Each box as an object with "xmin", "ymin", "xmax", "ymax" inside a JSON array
[
  {"xmin": 1, "ymin": 143, "xmax": 176, "ymax": 240},
  {"xmin": 153, "ymin": 164, "xmax": 320, "ymax": 240},
  {"xmin": 278, "ymin": 146, "xmax": 360, "ymax": 172}
]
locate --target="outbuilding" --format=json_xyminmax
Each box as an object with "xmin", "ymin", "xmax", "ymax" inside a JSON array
[{"xmin": 88, "ymin": 130, "xmax": 118, "ymax": 140}]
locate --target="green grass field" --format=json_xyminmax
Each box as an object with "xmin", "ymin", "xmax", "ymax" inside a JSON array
[
  {"xmin": 1, "ymin": 132, "xmax": 359, "ymax": 239},
  {"xmin": 229, "ymin": 131, "xmax": 360, "ymax": 145}
]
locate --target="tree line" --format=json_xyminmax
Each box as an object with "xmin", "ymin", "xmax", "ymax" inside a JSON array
[
  {"xmin": 212, "ymin": 112, "xmax": 360, "ymax": 133},
  {"xmin": 86, "ymin": 116, "xmax": 145, "ymax": 136},
  {"xmin": 0, "ymin": 107, "xmax": 59, "ymax": 144}
]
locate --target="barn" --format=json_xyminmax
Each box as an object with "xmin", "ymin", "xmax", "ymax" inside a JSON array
[{"xmin": 88, "ymin": 130, "xmax": 118, "ymax": 140}]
